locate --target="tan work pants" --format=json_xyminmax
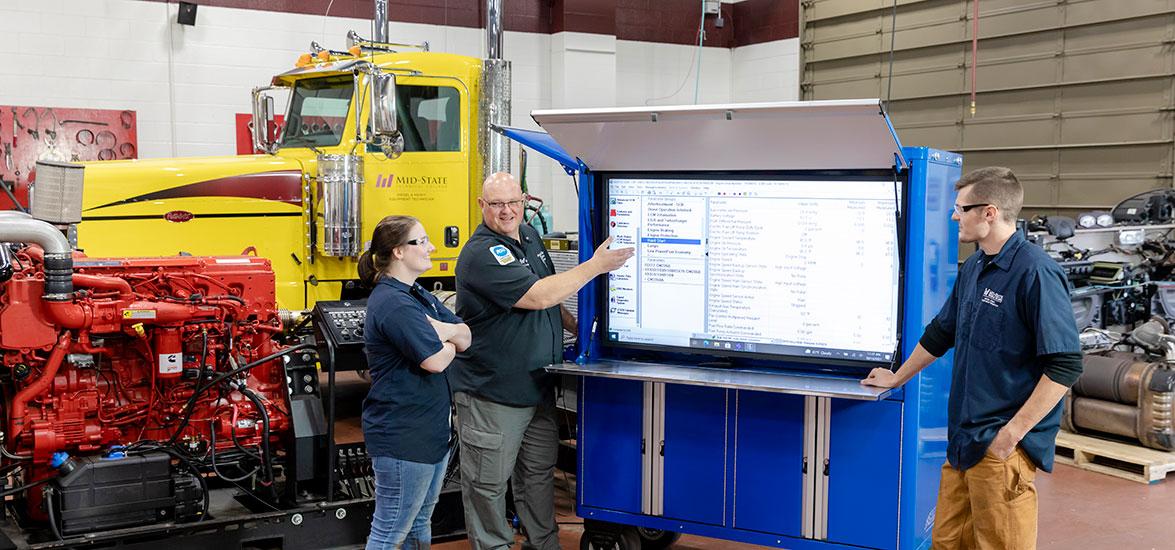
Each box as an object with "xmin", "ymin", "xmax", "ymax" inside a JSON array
[{"xmin": 931, "ymin": 446, "xmax": 1038, "ymax": 550}]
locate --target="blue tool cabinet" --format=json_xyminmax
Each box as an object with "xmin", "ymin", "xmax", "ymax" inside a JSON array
[{"xmin": 501, "ymin": 100, "xmax": 962, "ymax": 550}]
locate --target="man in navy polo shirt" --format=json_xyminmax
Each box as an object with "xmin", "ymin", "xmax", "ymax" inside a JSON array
[{"xmin": 863, "ymin": 166, "xmax": 1082, "ymax": 549}]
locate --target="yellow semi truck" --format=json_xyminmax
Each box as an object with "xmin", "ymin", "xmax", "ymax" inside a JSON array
[{"xmin": 69, "ymin": 19, "xmax": 512, "ymax": 311}]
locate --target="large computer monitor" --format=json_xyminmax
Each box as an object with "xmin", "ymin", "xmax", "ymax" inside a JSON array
[{"xmin": 601, "ymin": 172, "xmax": 903, "ymax": 366}]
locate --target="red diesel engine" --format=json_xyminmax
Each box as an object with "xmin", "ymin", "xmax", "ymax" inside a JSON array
[{"xmin": 0, "ymin": 237, "xmax": 309, "ymax": 533}]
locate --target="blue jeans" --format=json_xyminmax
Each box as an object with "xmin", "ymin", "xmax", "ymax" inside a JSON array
[{"xmin": 366, "ymin": 452, "xmax": 449, "ymax": 550}]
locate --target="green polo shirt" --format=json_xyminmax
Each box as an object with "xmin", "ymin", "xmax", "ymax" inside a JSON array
[{"xmin": 451, "ymin": 223, "xmax": 562, "ymax": 406}]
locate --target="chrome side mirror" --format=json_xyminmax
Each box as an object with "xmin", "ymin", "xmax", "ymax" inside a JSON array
[
  {"xmin": 369, "ymin": 71, "xmax": 404, "ymax": 159},
  {"xmin": 251, "ymin": 86, "xmax": 286, "ymax": 154}
]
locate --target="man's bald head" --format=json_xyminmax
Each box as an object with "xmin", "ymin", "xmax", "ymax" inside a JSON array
[
  {"xmin": 479, "ymin": 171, "xmax": 527, "ymax": 240},
  {"xmin": 482, "ymin": 172, "xmax": 522, "ymax": 198}
]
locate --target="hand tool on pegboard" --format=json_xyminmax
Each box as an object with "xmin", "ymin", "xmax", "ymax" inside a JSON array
[
  {"xmin": 62, "ymin": 119, "xmax": 108, "ymax": 126},
  {"xmin": 0, "ymin": 105, "xmax": 139, "ymax": 210},
  {"xmin": 20, "ymin": 108, "xmax": 39, "ymax": 142},
  {"xmin": 0, "ymin": 118, "xmax": 8, "ymax": 172}
]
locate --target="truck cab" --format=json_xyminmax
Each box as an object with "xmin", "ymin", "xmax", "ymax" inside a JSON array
[{"xmin": 73, "ymin": 46, "xmax": 492, "ymax": 310}]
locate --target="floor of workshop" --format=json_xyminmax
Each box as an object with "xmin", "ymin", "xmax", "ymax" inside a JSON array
[
  {"xmin": 327, "ymin": 373, "xmax": 1175, "ymax": 549},
  {"xmin": 432, "ymin": 466, "xmax": 1175, "ymax": 550}
]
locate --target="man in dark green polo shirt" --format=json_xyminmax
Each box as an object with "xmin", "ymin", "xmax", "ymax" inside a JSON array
[
  {"xmin": 862, "ymin": 166, "xmax": 1082, "ymax": 549},
  {"xmin": 453, "ymin": 172, "xmax": 633, "ymax": 550}
]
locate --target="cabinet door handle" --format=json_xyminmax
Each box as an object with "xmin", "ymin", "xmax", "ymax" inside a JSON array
[
  {"xmin": 659, "ymin": 441, "xmax": 665, "ymax": 457},
  {"xmin": 802, "ymin": 456, "xmax": 808, "ymax": 474},
  {"xmin": 641, "ymin": 438, "xmax": 646, "ymax": 455},
  {"xmin": 823, "ymin": 458, "xmax": 830, "ymax": 476}
]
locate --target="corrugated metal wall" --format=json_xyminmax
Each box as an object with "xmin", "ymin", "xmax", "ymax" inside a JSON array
[{"xmin": 801, "ymin": 0, "xmax": 1175, "ymax": 218}]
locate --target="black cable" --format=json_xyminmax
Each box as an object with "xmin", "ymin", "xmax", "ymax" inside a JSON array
[
  {"xmin": 0, "ymin": 178, "xmax": 28, "ymax": 213},
  {"xmin": 0, "ymin": 462, "xmax": 23, "ymax": 480},
  {"xmin": 229, "ymin": 414, "xmax": 262, "ymax": 461},
  {"xmin": 891, "ymin": 167, "xmax": 905, "ymax": 369},
  {"xmin": 884, "ymin": 0, "xmax": 898, "ymax": 105},
  {"xmin": 168, "ymin": 343, "xmax": 314, "ymax": 446},
  {"xmin": 8, "ymin": 245, "xmax": 24, "ymax": 271},
  {"xmin": 235, "ymin": 386, "xmax": 274, "ymax": 486},
  {"xmin": 219, "ymin": 472, "xmax": 282, "ymax": 513},
  {"xmin": 209, "ymin": 424, "xmax": 259, "ymax": 483},
  {"xmin": 44, "ymin": 487, "xmax": 64, "ymax": 541},
  {"xmin": 165, "ymin": 330, "xmax": 211, "ymax": 446},
  {"xmin": 212, "ymin": 343, "xmax": 316, "ymax": 388},
  {"xmin": 0, "ymin": 475, "xmax": 54, "ymax": 498}
]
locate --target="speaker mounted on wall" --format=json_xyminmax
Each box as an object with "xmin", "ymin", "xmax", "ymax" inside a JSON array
[{"xmin": 177, "ymin": 2, "xmax": 198, "ymax": 26}]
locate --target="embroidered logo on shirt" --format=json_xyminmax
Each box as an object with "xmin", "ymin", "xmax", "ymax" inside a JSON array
[
  {"xmin": 490, "ymin": 245, "xmax": 516, "ymax": 266},
  {"xmin": 981, "ymin": 288, "xmax": 1004, "ymax": 307}
]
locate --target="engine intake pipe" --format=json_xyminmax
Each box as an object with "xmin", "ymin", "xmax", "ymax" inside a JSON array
[{"xmin": 0, "ymin": 214, "xmax": 72, "ymax": 301}]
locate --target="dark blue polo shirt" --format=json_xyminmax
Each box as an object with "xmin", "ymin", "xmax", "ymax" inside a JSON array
[
  {"xmin": 929, "ymin": 231, "xmax": 1080, "ymax": 472},
  {"xmin": 362, "ymin": 276, "xmax": 463, "ymax": 464}
]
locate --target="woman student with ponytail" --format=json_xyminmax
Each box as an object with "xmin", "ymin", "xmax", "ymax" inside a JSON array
[{"xmin": 359, "ymin": 215, "xmax": 471, "ymax": 550}]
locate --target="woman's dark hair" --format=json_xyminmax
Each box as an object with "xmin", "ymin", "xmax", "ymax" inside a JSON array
[{"xmin": 357, "ymin": 215, "xmax": 420, "ymax": 287}]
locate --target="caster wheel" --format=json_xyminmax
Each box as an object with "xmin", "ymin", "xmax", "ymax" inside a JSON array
[
  {"xmin": 635, "ymin": 528, "xmax": 680, "ymax": 550},
  {"xmin": 580, "ymin": 528, "xmax": 641, "ymax": 550}
]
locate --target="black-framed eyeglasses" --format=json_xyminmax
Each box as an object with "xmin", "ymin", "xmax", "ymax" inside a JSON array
[
  {"xmin": 953, "ymin": 203, "xmax": 991, "ymax": 215},
  {"xmin": 484, "ymin": 198, "xmax": 527, "ymax": 210},
  {"xmin": 405, "ymin": 235, "xmax": 430, "ymax": 246}
]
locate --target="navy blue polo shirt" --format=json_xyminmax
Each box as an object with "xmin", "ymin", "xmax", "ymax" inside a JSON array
[
  {"xmin": 451, "ymin": 223, "xmax": 562, "ymax": 406},
  {"xmin": 929, "ymin": 231, "xmax": 1080, "ymax": 472},
  {"xmin": 362, "ymin": 276, "xmax": 463, "ymax": 464}
]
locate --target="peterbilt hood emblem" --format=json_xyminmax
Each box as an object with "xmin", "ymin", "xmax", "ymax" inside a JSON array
[{"xmin": 164, "ymin": 210, "xmax": 195, "ymax": 222}]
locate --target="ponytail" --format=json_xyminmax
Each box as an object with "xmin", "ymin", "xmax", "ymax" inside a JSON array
[
  {"xmin": 357, "ymin": 250, "xmax": 380, "ymax": 288},
  {"xmin": 358, "ymin": 215, "xmax": 420, "ymax": 287}
]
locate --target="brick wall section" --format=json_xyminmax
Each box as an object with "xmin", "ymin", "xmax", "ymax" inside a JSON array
[
  {"xmin": 615, "ymin": 0, "xmax": 734, "ymax": 47},
  {"xmin": 142, "ymin": 0, "xmax": 795, "ymax": 46},
  {"xmin": 734, "ymin": 0, "xmax": 798, "ymax": 47},
  {"xmin": 551, "ymin": 0, "xmax": 616, "ymax": 35},
  {"xmin": 140, "ymin": 0, "xmax": 550, "ymax": 33}
]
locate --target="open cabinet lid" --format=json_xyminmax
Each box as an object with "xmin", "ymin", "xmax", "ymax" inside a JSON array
[{"xmin": 530, "ymin": 99, "xmax": 906, "ymax": 172}]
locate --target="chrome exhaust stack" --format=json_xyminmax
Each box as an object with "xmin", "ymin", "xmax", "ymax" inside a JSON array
[{"xmin": 480, "ymin": 0, "xmax": 512, "ymax": 180}]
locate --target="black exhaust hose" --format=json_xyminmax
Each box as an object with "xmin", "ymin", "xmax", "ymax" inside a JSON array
[{"xmin": 42, "ymin": 254, "xmax": 73, "ymax": 300}]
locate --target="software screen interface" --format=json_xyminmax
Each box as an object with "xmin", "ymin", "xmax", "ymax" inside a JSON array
[{"xmin": 604, "ymin": 176, "xmax": 901, "ymax": 363}]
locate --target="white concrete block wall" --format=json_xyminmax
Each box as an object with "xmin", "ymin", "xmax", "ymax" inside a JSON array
[
  {"xmin": 616, "ymin": 41, "xmax": 732, "ymax": 107},
  {"xmin": 732, "ymin": 38, "xmax": 800, "ymax": 103}
]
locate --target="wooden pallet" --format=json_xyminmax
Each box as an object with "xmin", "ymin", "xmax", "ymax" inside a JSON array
[{"xmin": 1054, "ymin": 431, "xmax": 1175, "ymax": 484}]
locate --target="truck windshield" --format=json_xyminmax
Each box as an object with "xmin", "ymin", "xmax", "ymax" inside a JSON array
[{"xmin": 281, "ymin": 76, "xmax": 353, "ymax": 148}]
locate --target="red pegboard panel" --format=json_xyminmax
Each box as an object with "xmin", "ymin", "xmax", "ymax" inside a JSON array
[
  {"xmin": 235, "ymin": 113, "xmax": 285, "ymax": 155},
  {"xmin": 0, "ymin": 106, "xmax": 139, "ymax": 210}
]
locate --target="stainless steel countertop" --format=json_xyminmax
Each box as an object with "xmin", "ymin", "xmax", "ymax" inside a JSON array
[{"xmin": 546, "ymin": 359, "xmax": 893, "ymax": 401}]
